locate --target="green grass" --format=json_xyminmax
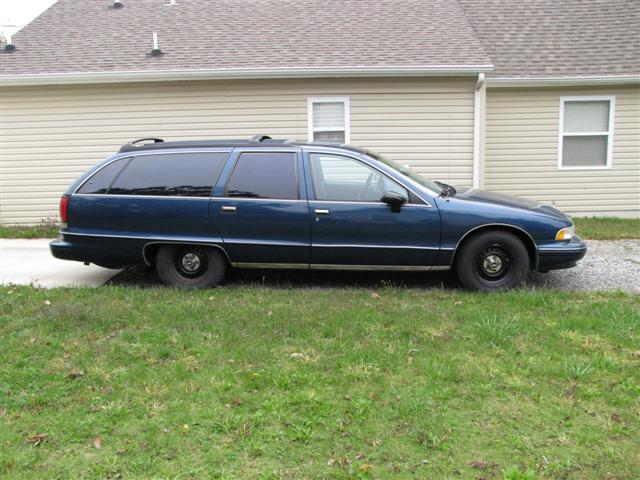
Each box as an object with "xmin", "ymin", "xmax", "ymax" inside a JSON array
[
  {"xmin": 1, "ymin": 286, "xmax": 639, "ymax": 479},
  {"xmin": 0, "ymin": 222, "xmax": 60, "ymax": 239},
  {"xmin": 2, "ymin": 216, "xmax": 638, "ymax": 240},
  {"xmin": 573, "ymin": 217, "xmax": 640, "ymax": 240}
]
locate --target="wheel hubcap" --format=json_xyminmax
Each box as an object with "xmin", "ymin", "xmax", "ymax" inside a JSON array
[
  {"xmin": 181, "ymin": 252, "xmax": 201, "ymax": 272},
  {"xmin": 178, "ymin": 249, "xmax": 206, "ymax": 277},
  {"xmin": 476, "ymin": 245, "xmax": 510, "ymax": 280},
  {"xmin": 483, "ymin": 254, "xmax": 503, "ymax": 274}
]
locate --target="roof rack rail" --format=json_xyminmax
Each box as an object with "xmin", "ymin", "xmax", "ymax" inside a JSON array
[
  {"xmin": 250, "ymin": 135, "xmax": 272, "ymax": 142},
  {"xmin": 127, "ymin": 137, "xmax": 165, "ymax": 146}
]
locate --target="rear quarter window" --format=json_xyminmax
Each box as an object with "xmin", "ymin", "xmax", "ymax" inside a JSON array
[
  {"xmin": 108, "ymin": 152, "xmax": 229, "ymax": 197},
  {"xmin": 77, "ymin": 157, "xmax": 131, "ymax": 194}
]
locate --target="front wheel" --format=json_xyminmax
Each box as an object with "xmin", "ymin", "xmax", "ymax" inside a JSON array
[
  {"xmin": 155, "ymin": 245, "xmax": 226, "ymax": 289},
  {"xmin": 455, "ymin": 231, "xmax": 530, "ymax": 291}
]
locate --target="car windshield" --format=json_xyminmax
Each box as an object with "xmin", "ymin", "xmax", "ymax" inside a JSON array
[{"xmin": 366, "ymin": 151, "xmax": 444, "ymax": 195}]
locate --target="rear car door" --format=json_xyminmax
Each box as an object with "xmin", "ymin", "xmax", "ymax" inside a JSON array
[
  {"xmin": 304, "ymin": 150, "xmax": 441, "ymax": 267},
  {"xmin": 209, "ymin": 148, "xmax": 310, "ymax": 266}
]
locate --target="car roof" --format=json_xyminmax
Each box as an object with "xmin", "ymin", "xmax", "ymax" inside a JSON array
[{"xmin": 118, "ymin": 136, "xmax": 370, "ymax": 156}]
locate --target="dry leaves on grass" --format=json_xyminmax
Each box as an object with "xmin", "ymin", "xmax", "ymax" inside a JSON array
[
  {"xmin": 93, "ymin": 437, "xmax": 102, "ymax": 449},
  {"xmin": 66, "ymin": 371, "xmax": 84, "ymax": 380},
  {"xmin": 26, "ymin": 434, "xmax": 47, "ymax": 446}
]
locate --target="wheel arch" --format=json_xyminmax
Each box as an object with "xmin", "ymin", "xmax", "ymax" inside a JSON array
[
  {"xmin": 142, "ymin": 241, "xmax": 231, "ymax": 266},
  {"xmin": 451, "ymin": 224, "xmax": 538, "ymax": 269}
]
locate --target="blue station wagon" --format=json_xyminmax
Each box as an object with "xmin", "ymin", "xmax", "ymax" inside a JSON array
[{"xmin": 50, "ymin": 136, "xmax": 587, "ymax": 291}]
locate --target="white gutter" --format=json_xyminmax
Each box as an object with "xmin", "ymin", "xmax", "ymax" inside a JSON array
[
  {"xmin": 0, "ymin": 64, "xmax": 494, "ymax": 86},
  {"xmin": 472, "ymin": 72, "xmax": 485, "ymax": 189},
  {"xmin": 486, "ymin": 75, "xmax": 640, "ymax": 87}
]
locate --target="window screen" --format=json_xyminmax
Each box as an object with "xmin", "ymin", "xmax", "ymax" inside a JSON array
[
  {"xmin": 108, "ymin": 152, "xmax": 228, "ymax": 196},
  {"xmin": 77, "ymin": 157, "xmax": 130, "ymax": 194},
  {"xmin": 226, "ymin": 152, "xmax": 298, "ymax": 200},
  {"xmin": 560, "ymin": 98, "xmax": 613, "ymax": 168},
  {"xmin": 309, "ymin": 98, "xmax": 348, "ymax": 143}
]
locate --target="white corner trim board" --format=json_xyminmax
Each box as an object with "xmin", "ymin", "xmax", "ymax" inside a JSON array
[{"xmin": 472, "ymin": 73, "xmax": 486, "ymax": 189}]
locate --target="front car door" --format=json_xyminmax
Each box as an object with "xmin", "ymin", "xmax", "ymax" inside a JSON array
[
  {"xmin": 209, "ymin": 148, "xmax": 310, "ymax": 267},
  {"xmin": 304, "ymin": 150, "xmax": 441, "ymax": 268}
]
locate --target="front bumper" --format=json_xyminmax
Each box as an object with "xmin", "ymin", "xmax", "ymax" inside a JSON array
[{"xmin": 537, "ymin": 236, "xmax": 587, "ymax": 271}]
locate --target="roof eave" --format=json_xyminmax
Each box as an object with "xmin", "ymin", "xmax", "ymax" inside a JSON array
[
  {"xmin": 486, "ymin": 75, "xmax": 640, "ymax": 87},
  {"xmin": 0, "ymin": 65, "xmax": 494, "ymax": 86}
]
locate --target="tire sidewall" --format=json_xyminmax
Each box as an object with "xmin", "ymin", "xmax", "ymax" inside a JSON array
[
  {"xmin": 155, "ymin": 245, "xmax": 226, "ymax": 289},
  {"xmin": 455, "ymin": 231, "xmax": 530, "ymax": 291}
]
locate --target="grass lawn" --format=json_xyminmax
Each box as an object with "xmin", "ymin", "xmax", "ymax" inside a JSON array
[
  {"xmin": 1, "ymin": 286, "xmax": 638, "ymax": 479},
  {"xmin": 1, "ymin": 216, "xmax": 638, "ymax": 240},
  {"xmin": 0, "ymin": 223, "xmax": 60, "ymax": 240},
  {"xmin": 572, "ymin": 217, "xmax": 640, "ymax": 241}
]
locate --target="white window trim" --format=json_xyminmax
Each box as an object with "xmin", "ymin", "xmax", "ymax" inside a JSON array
[
  {"xmin": 307, "ymin": 96, "xmax": 351, "ymax": 144},
  {"xmin": 558, "ymin": 95, "xmax": 615, "ymax": 170}
]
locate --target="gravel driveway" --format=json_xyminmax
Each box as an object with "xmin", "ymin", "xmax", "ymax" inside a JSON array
[
  {"xmin": 109, "ymin": 239, "xmax": 640, "ymax": 293},
  {"xmin": 527, "ymin": 239, "xmax": 640, "ymax": 293}
]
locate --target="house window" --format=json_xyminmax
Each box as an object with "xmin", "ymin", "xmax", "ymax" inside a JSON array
[
  {"xmin": 559, "ymin": 96, "xmax": 615, "ymax": 169},
  {"xmin": 308, "ymin": 97, "xmax": 350, "ymax": 144}
]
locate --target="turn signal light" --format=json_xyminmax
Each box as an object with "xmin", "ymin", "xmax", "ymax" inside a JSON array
[{"xmin": 555, "ymin": 226, "xmax": 574, "ymax": 241}]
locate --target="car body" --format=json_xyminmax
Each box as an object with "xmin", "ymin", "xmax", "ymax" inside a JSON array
[{"xmin": 50, "ymin": 136, "xmax": 587, "ymax": 290}]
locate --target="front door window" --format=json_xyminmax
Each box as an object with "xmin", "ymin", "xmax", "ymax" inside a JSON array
[{"xmin": 309, "ymin": 153, "xmax": 407, "ymax": 202}]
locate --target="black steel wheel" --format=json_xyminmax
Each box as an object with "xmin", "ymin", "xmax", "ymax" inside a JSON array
[
  {"xmin": 155, "ymin": 244, "xmax": 226, "ymax": 289},
  {"xmin": 455, "ymin": 230, "xmax": 529, "ymax": 291}
]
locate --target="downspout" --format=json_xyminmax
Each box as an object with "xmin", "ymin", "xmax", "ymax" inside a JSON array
[{"xmin": 472, "ymin": 73, "xmax": 485, "ymax": 189}]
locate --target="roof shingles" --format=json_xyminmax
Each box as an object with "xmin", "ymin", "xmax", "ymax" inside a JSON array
[
  {"xmin": 1, "ymin": 0, "xmax": 638, "ymax": 79},
  {"xmin": 459, "ymin": 0, "xmax": 640, "ymax": 78},
  {"xmin": 0, "ymin": 0, "xmax": 491, "ymax": 75}
]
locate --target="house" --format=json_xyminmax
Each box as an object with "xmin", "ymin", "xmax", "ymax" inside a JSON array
[{"xmin": 0, "ymin": 0, "xmax": 638, "ymax": 224}]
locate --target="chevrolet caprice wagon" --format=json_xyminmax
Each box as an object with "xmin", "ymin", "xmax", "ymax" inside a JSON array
[{"xmin": 50, "ymin": 136, "xmax": 586, "ymax": 291}]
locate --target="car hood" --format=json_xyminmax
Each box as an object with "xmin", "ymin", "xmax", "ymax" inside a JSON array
[{"xmin": 455, "ymin": 188, "xmax": 572, "ymax": 222}]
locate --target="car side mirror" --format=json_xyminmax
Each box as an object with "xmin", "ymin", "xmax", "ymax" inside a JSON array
[{"xmin": 381, "ymin": 191, "xmax": 407, "ymax": 212}]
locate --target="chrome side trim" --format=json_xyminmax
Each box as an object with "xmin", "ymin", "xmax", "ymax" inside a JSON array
[
  {"xmin": 449, "ymin": 223, "xmax": 539, "ymax": 267},
  {"xmin": 211, "ymin": 197, "xmax": 307, "ymax": 203},
  {"xmin": 62, "ymin": 231, "xmax": 224, "ymax": 242},
  {"xmin": 224, "ymin": 238, "xmax": 309, "ymax": 247},
  {"xmin": 307, "ymin": 200, "xmax": 433, "ymax": 208},
  {"xmin": 142, "ymin": 241, "xmax": 231, "ymax": 266},
  {"xmin": 538, "ymin": 246, "xmax": 587, "ymax": 252},
  {"xmin": 312, "ymin": 243, "xmax": 438, "ymax": 250},
  {"xmin": 310, "ymin": 264, "xmax": 449, "ymax": 272},
  {"xmin": 235, "ymin": 263, "xmax": 450, "ymax": 272},
  {"xmin": 234, "ymin": 262, "xmax": 309, "ymax": 269},
  {"xmin": 73, "ymin": 193, "xmax": 213, "ymax": 200}
]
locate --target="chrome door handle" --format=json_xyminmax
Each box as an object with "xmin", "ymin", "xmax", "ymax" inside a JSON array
[
  {"xmin": 314, "ymin": 208, "xmax": 330, "ymax": 215},
  {"xmin": 221, "ymin": 206, "xmax": 236, "ymax": 213}
]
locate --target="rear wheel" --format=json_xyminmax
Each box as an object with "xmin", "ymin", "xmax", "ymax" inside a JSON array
[
  {"xmin": 155, "ymin": 245, "xmax": 226, "ymax": 289},
  {"xmin": 455, "ymin": 231, "xmax": 529, "ymax": 291}
]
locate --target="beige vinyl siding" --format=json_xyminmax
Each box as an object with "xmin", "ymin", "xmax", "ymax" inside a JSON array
[
  {"xmin": 484, "ymin": 85, "xmax": 640, "ymax": 218},
  {"xmin": 0, "ymin": 77, "xmax": 474, "ymax": 224}
]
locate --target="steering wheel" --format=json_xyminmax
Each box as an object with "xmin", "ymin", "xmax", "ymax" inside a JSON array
[{"xmin": 358, "ymin": 173, "xmax": 375, "ymax": 200}]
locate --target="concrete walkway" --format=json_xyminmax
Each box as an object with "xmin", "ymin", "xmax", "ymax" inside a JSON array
[{"xmin": 0, "ymin": 239, "xmax": 121, "ymax": 288}]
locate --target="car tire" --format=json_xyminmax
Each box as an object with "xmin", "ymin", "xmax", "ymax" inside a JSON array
[
  {"xmin": 455, "ymin": 230, "xmax": 530, "ymax": 292},
  {"xmin": 155, "ymin": 245, "xmax": 226, "ymax": 289}
]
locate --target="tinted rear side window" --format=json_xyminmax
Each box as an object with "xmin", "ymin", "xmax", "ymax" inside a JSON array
[
  {"xmin": 109, "ymin": 152, "xmax": 228, "ymax": 197},
  {"xmin": 226, "ymin": 152, "xmax": 298, "ymax": 199},
  {"xmin": 77, "ymin": 157, "xmax": 131, "ymax": 194}
]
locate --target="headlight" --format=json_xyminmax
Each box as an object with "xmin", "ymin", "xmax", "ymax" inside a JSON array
[{"xmin": 555, "ymin": 226, "xmax": 574, "ymax": 241}]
